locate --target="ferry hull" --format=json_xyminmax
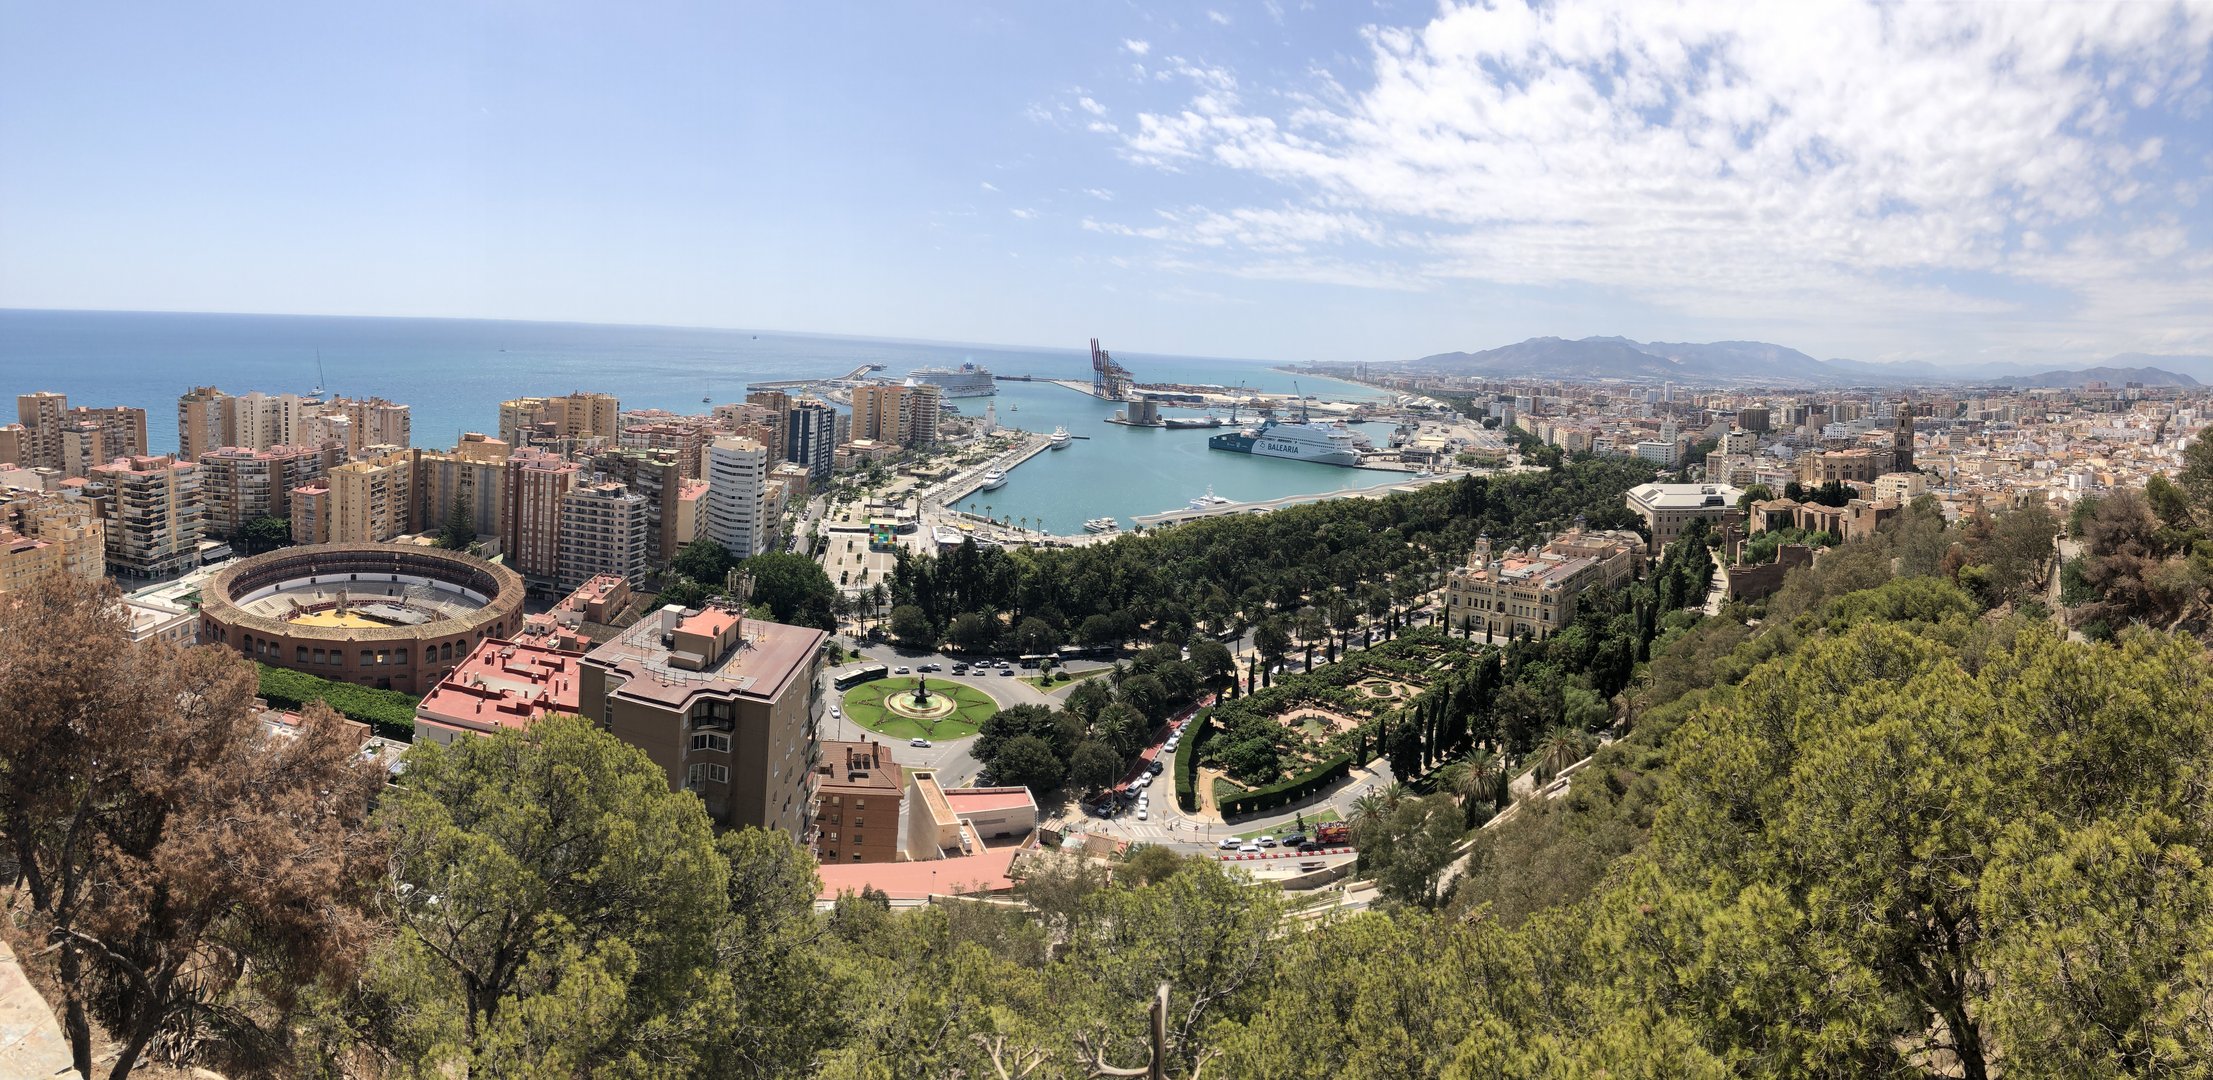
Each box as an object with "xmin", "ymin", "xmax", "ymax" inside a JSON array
[{"xmin": 1207, "ymin": 432, "xmax": 1360, "ymax": 467}]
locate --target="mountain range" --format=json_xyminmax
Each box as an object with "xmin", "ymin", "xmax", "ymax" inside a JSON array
[{"xmin": 1405, "ymin": 337, "xmax": 2208, "ymax": 388}]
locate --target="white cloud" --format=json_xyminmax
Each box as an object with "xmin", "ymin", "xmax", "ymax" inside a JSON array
[
  {"xmin": 1077, "ymin": 96, "xmax": 1109, "ymax": 117},
  {"xmin": 1091, "ymin": 0, "xmax": 2213, "ymax": 357},
  {"xmin": 1010, "ymin": 208, "xmax": 1039, "ymax": 220},
  {"xmin": 1208, "ymin": 10, "xmax": 1231, "ymax": 25},
  {"xmin": 1123, "ymin": 38, "xmax": 1151, "ymax": 56},
  {"xmin": 1083, "ymin": 188, "xmax": 1116, "ymax": 201},
  {"xmin": 980, "ymin": 181, "xmax": 1001, "ymax": 193}
]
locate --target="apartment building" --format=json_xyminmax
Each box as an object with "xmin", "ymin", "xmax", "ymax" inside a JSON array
[
  {"xmin": 784, "ymin": 399, "xmax": 837, "ymax": 482},
  {"xmin": 499, "ymin": 392, "xmax": 621, "ymax": 448},
  {"xmin": 88, "ymin": 455, "xmax": 203, "ymax": 577},
  {"xmin": 504, "ymin": 448, "xmax": 581, "ymax": 586},
  {"xmin": 578, "ymin": 604, "xmax": 825, "ymax": 836},
  {"xmin": 556, "ymin": 480, "xmax": 650, "ymax": 592},
  {"xmin": 289, "ymin": 482, "xmax": 331, "ymax": 545},
  {"xmin": 15, "ymin": 393, "xmax": 68, "ymax": 471},
  {"xmin": 413, "ymin": 637, "xmax": 588, "ymax": 744},
  {"xmin": 412, "ymin": 434, "xmax": 511, "ymax": 543},
  {"xmin": 584, "ymin": 447, "xmax": 683, "ymax": 567},
  {"xmin": 814, "ymin": 740, "xmax": 902, "ymax": 863},
  {"xmin": 9, "ymin": 496, "xmax": 105, "ymax": 586},
  {"xmin": 706, "ymin": 436, "xmax": 769, "ymax": 559},
  {"xmin": 328, "ymin": 451, "xmax": 414, "ymax": 543},
  {"xmin": 197, "ymin": 444, "xmax": 344, "ymax": 538},
  {"xmin": 177, "ymin": 386, "xmax": 230, "ymax": 460}
]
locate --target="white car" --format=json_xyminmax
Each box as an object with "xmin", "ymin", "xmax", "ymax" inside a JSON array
[
  {"xmin": 1217, "ymin": 837, "xmax": 1241, "ymax": 850},
  {"xmin": 830, "ymin": 707, "xmax": 842, "ymax": 718},
  {"xmin": 1133, "ymin": 774, "xmax": 1151, "ymax": 789},
  {"xmin": 1238, "ymin": 842, "xmax": 1263, "ymax": 853},
  {"xmin": 1137, "ymin": 808, "xmax": 1149, "ymax": 820}
]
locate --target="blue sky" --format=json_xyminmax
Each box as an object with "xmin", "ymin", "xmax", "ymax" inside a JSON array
[{"xmin": 2, "ymin": 1, "xmax": 2209, "ymax": 368}]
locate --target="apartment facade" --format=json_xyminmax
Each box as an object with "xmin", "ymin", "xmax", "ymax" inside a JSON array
[
  {"xmin": 706, "ymin": 435, "xmax": 769, "ymax": 559},
  {"xmin": 504, "ymin": 448, "xmax": 581, "ymax": 586},
  {"xmin": 814, "ymin": 740, "xmax": 902, "ymax": 863},
  {"xmin": 784, "ymin": 400, "xmax": 837, "ymax": 482},
  {"xmin": 412, "ymin": 434, "xmax": 512, "ymax": 543},
  {"xmin": 328, "ymin": 451, "xmax": 414, "ymax": 543},
  {"xmin": 585, "ymin": 447, "xmax": 683, "ymax": 567},
  {"xmin": 556, "ymin": 480, "xmax": 650, "ymax": 592},
  {"xmin": 578, "ymin": 604, "xmax": 825, "ymax": 836},
  {"xmin": 499, "ymin": 392, "xmax": 621, "ymax": 448},
  {"xmin": 197, "ymin": 444, "xmax": 344, "ymax": 538},
  {"xmin": 177, "ymin": 386, "xmax": 230, "ymax": 461},
  {"xmin": 89, "ymin": 455, "xmax": 204, "ymax": 577}
]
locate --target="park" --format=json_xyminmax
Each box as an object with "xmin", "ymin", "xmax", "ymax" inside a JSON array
[{"xmin": 839, "ymin": 675, "xmax": 998, "ymax": 741}]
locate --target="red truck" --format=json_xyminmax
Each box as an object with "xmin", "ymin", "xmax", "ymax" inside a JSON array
[{"xmin": 1313, "ymin": 821, "xmax": 1352, "ymax": 846}]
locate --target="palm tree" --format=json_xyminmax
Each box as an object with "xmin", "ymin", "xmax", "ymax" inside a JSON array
[
  {"xmin": 1539, "ymin": 726, "xmax": 1587, "ymax": 780},
  {"xmin": 1348, "ymin": 790, "xmax": 1389, "ymax": 829},
  {"xmin": 1381, "ymin": 781, "xmax": 1412, "ymax": 810}
]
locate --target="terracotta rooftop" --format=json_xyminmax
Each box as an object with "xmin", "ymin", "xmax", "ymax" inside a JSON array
[
  {"xmin": 817, "ymin": 740, "xmax": 902, "ymax": 792},
  {"xmin": 415, "ymin": 639, "xmax": 587, "ymax": 738},
  {"xmin": 582, "ymin": 613, "xmax": 823, "ymax": 709},
  {"xmin": 813, "ymin": 842, "xmax": 1026, "ymax": 902}
]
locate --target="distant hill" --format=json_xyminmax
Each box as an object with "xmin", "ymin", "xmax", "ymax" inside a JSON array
[
  {"xmin": 2010, "ymin": 366, "xmax": 2199, "ymax": 389},
  {"xmin": 1402, "ymin": 336, "xmax": 2205, "ymax": 387}
]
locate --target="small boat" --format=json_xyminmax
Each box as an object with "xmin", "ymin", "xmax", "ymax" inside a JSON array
[
  {"xmin": 979, "ymin": 469, "xmax": 1008, "ymax": 491},
  {"xmin": 1187, "ymin": 486, "xmax": 1232, "ymax": 510},
  {"xmin": 1049, "ymin": 426, "xmax": 1072, "ymax": 449},
  {"xmin": 1083, "ymin": 517, "xmax": 1119, "ymax": 533}
]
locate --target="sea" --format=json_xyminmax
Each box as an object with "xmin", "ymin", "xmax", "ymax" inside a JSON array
[{"xmin": 0, "ymin": 309, "xmax": 1407, "ymax": 534}]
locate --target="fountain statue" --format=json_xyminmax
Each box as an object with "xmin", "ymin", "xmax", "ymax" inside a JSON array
[{"xmin": 912, "ymin": 676, "xmax": 931, "ymax": 708}]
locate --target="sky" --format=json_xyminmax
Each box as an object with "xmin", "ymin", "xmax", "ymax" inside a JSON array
[{"xmin": 2, "ymin": 1, "xmax": 2210, "ymax": 368}]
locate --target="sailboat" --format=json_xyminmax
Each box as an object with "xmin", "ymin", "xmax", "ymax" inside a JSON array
[{"xmin": 311, "ymin": 350, "xmax": 327, "ymax": 397}]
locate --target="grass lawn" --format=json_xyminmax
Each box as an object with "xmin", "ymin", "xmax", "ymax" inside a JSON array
[
  {"xmin": 840, "ymin": 677, "xmax": 996, "ymax": 741},
  {"xmin": 1020, "ymin": 668, "xmax": 1111, "ymax": 691},
  {"xmin": 1212, "ymin": 775, "xmax": 1250, "ymax": 806},
  {"xmin": 1227, "ymin": 809, "xmax": 1342, "ymax": 842}
]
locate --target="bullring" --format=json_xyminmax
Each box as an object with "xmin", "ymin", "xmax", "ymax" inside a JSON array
[{"xmin": 198, "ymin": 544, "xmax": 527, "ymax": 694}]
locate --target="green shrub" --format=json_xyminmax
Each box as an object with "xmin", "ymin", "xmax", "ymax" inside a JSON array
[
  {"xmin": 1174, "ymin": 707, "xmax": 1210, "ymax": 812},
  {"xmin": 1218, "ymin": 753, "xmax": 1352, "ymax": 818},
  {"xmin": 256, "ymin": 663, "xmax": 420, "ymax": 741}
]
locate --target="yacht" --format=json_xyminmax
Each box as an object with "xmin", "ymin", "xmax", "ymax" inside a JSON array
[
  {"xmin": 1049, "ymin": 426, "xmax": 1072, "ymax": 449},
  {"xmin": 1083, "ymin": 517, "xmax": 1119, "ymax": 533},
  {"xmin": 1188, "ymin": 486, "xmax": 1233, "ymax": 510},
  {"xmin": 979, "ymin": 469, "xmax": 1008, "ymax": 491}
]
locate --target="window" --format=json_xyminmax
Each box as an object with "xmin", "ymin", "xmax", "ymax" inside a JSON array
[
  {"xmin": 687, "ymin": 763, "xmax": 728, "ymax": 786},
  {"xmin": 313, "ymin": 649, "xmax": 325, "ymax": 664},
  {"xmin": 853, "ymin": 799, "xmax": 866, "ymax": 810},
  {"xmin": 360, "ymin": 651, "xmax": 372, "ymax": 666},
  {"xmin": 690, "ymin": 733, "xmax": 730, "ymax": 753},
  {"xmin": 296, "ymin": 646, "xmax": 308, "ymax": 663}
]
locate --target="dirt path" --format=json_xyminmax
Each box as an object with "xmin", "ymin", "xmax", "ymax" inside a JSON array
[{"xmin": 1193, "ymin": 766, "xmax": 1229, "ymax": 821}]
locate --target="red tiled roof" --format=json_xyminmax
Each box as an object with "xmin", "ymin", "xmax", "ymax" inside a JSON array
[
  {"xmin": 415, "ymin": 639, "xmax": 587, "ymax": 737},
  {"xmin": 813, "ymin": 844, "xmax": 1024, "ymax": 902}
]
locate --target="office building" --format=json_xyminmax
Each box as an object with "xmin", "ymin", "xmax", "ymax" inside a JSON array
[
  {"xmin": 784, "ymin": 400, "xmax": 836, "ymax": 482},
  {"xmin": 1445, "ymin": 530, "xmax": 1645, "ymax": 639},
  {"xmin": 706, "ymin": 436, "xmax": 769, "ymax": 558},
  {"xmin": 578, "ymin": 603, "xmax": 825, "ymax": 835}
]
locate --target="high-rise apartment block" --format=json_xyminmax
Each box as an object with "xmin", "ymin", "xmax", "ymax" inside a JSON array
[
  {"xmin": 556, "ymin": 480, "xmax": 650, "ymax": 591},
  {"xmin": 504, "ymin": 448, "xmax": 581, "ymax": 586},
  {"xmin": 706, "ymin": 436, "xmax": 769, "ymax": 559},
  {"xmin": 412, "ymin": 434, "xmax": 511, "ymax": 543},
  {"xmin": 0, "ymin": 495, "xmax": 106, "ymax": 595},
  {"xmin": 327, "ymin": 451, "xmax": 414, "ymax": 543},
  {"xmin": 177, "ymin": 386, "xmax": 230, "ymax": 460},
  {"xmin": 585, "ymin": 447, "xmax": 683, "ymax": 567},
  {"xmin": 197, "ymin": 444, "xmax": 345, "ymax": 538},
  {"xmin": 848, "ymin": 380, "xmax": 940, "ymax": 447},
  {"xmin": 289, "ymin": 482, "xmax": 331, "ymax": 545},
  {"xmin": 499, "ymin": 392, "xmax": 621, "ymax": 448},
  {"xmin": 88, "ymin": 455, "xmax": 203, "ymax": 577},
  {"xmin": 13, "ymin": 394, "xmax": 148, "ymax": 478},
  {"xmin": 578, "ymin": 603, "xmax": 824, "ymax": 835},
  {"xmin": 619, "ymin": 415, "xmax": 717, "ymax": 478},
  {"xmin": 15, "ymin": 393, "xmax": 69, "ymax": 472}
]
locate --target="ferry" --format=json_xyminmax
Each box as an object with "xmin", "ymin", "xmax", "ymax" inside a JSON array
[
  {"xmin": 1083, "ymin": 517, "xmax": 1119, "ymax": 533},
  {"xmin": 907, "ymin": 362, "xmax": 996, "ymax": 397},
  {"xmin": 978, "ymin": 469, "xmax": 1008, "ymax": 491},
  {"xmin": 1207, "ymin": 416, "xmax": 1362, "ymax": 467},
  {"xmin": 1049, "ymin": 426, "xmax": 1071, "ymax": 449}
]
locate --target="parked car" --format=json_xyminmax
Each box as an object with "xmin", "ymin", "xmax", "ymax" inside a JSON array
[
  {"xmin": 1238, "ymin": 842, "xmax": 1263, "ymax": 853},
  {"xmin": 1133, "ymin": 774, "xmax": 1151, "ymax": 789},
  {"xmin": 1258, "ymin": 836, "xmax": 1278, "ymax": 848},
  {"xmin": 1136, "ymin": 808, "xmax": 1148, "ymax": 821},
  {"xmin": 1218, "ymin": 837, "xmax": 1242, "ymax": 850},
  {"xmin": 1147, "ymin": 759, "xmax": 1165, "ymax": 775},
  {"xmin": 1164, "ymin": 738, "xmax": 1180, "ymax": 753}
]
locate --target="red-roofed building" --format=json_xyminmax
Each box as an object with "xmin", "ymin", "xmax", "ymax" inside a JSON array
[{"xmin": 414, "ymin": 638, "xmax": 588, "ymax": 744}]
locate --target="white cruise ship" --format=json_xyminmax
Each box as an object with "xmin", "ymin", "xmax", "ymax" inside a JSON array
[
  {"xmin": 978, "ymin": 469, "xmax": 1008, "ymax": 491},
  {"xmin": 907, "ymin": 361, "xmax": 996, "ymax": 397}
]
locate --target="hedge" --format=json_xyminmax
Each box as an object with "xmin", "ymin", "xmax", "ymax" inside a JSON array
[
  {"xmin": 1174, "ymin": 707, "xmax": 1211, "ymax": 813},
  {"xmin": 257, "ymin": 663, "xmax": 420, "ymax": 741},
  {"xmin": 1218, "ymin": 753, "xmax": 1352, "ymax": 818}
]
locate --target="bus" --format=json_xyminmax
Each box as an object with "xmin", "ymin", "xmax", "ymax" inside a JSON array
[{"xmin": 834, "ymin": 663, "xmax": 888, "ymax": 690}]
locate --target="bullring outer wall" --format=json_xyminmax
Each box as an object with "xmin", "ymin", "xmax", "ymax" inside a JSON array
[{"xmin": 198, "ymin": 544, "xmax": 527, "ymax": 695}]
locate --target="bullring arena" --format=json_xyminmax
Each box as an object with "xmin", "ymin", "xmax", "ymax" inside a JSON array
[{"xmin": 198, "ymin": 544, "xmax": 527, "ymax": 694}]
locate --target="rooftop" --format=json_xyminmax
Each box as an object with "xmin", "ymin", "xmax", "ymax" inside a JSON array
[
  {"xmin": 1626, "ymin": 482, "xmax": 1745, "ymax": 511},
  {"xmin": 816, "ymin": 740, "xmax": 901, "ymax": 792},
  {"xmin": 416, "ymin": 639, "xmax": 587, "ymax": 738},
  {"xmin": 582, "ymin": 607, "xmax": 823, "ymax": 709}
]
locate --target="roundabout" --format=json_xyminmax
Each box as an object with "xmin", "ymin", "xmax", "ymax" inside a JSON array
[{"xmin": 841, "ymin": 676, "xmax": 997, "ymax": 741}]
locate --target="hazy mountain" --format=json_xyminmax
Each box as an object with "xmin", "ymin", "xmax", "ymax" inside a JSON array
[
  {"xmin": 2011, "ymin": 366, "xmax": 2200, "ymax": 389},
  {"xmin": 1404, "ymin": 335, "xmax": 2204, "ymax": 388}
]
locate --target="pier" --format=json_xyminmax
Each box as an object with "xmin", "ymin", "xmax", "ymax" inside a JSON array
[
  {"xmin": 925, "ymin": 431, "xmax": 1057, "ymax": 507},
  {"xmin": 1129, "ymin": 471, "xmax": 1462, "ymax": 529},
  {"xmin": 748, "ymin": 362, "xmax": 884, "ymax": 391}
]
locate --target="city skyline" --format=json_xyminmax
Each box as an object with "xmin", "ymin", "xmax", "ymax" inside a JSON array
[{"xmin": 3, "ymin": 2, "xmax": 2210, "ymax": 370}]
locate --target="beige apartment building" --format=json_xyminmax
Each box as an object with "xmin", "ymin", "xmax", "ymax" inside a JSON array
[
  {"xmin": 289, "ymin": 482, "xmax": 331, "ymax": 545},
  {"xmin": 177, "ymin": 386, "xmax": 230, "ymax": 460},
  {"xmin": 328, "ymin": 451, "xmax": 414, "ymax": 543},
  {"xmin": 556, "ymin": 480, "xmax": 649, "ymax": 591},
  {"xmin": 412, "ymin": 434, "xmax": 512, "ymax": 542},
  {"xmin": 88, "ymin": 455, "xmax": 203, "ymax": 577},
  {"xmin": 585, "ymin": 447, "xmax": 683, "ymax": 567},
  {"xmin": 499, "ymin": 392, "xmax": 621, "ymax": 448},
  {"xmin": 578, "ymin": 603, "xmax": 825, "ymax": 837}
]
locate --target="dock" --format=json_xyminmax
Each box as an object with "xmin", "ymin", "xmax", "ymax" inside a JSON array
[
  {"xmin": 748, "ymin": 363, "xmax": 885, "ymax": 392},
  {"xmin": 926, "ymin": 431, "xmax": 1057, "ymax": 507},
  {"xmin": 1130, "ymin": 472, "xmax": 1462, "ymax": 529}
]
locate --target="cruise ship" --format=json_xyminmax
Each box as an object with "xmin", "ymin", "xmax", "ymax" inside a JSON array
[
  {"xmin": 906, "ymin": 361, "xmax": 996, "ymax": 397},
  {"xmin": 978, "ymin": 468, "xmax": 1008, "ymax": 491},
  {"xmin": 1049, "ymin": 426, "xmax": 1071, "ymax": 449},
  {"xmin": 1208, "ymin": 416, "xmax": 1362, "ymax": 467}
]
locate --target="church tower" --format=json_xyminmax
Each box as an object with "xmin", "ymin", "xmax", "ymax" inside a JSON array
[{"xmin": 1892, "ymin": 402, "xmax": 1915, "ymax": 473}]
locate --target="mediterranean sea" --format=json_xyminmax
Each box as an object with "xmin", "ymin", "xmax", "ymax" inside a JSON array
[{"xmin": 0, "ymin": 309, "xmax": 1406, "ymax": 533}]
